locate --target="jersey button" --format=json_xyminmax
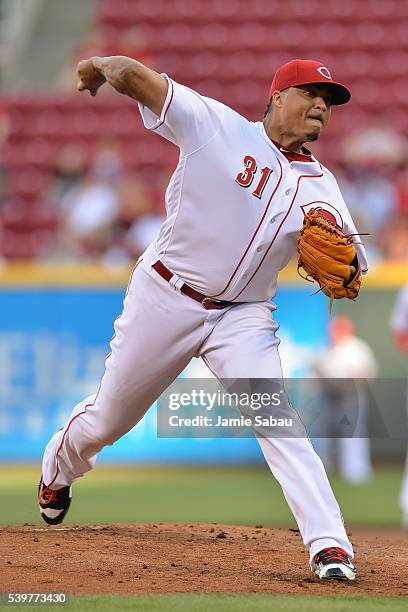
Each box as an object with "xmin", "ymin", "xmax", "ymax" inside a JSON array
[
  {"xmin": 285, "ymin": 189, "xmax": 291, "ymax": 196},
  {"xmin": 270, "ymin": 217, "xmax": 276, "ymax": 223},
  {"xmin": 256, "ymin": 246, "xmax": 263, "ymax": 252}
]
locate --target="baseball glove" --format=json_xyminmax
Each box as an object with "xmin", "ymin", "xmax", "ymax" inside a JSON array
[{"xmin": 297, "ymin": 208, "xmax": 361, "ymax": 312}]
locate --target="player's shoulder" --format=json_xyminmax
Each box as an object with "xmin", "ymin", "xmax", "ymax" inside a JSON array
[
  {"xmin": 171, "ymin": 75, "xmax": 257, "ymax": 126},
  {"xmin": 204, "ymin": 93, "xmax": 254, "ymax": 126},
  {"xmin": 315, "ymin": 160, "xmax": 338, "ymax": 184},
  {"xmin": 207, "ymin": 96, "xmax": 263, "ymax": 136},
  {"xmin": 350, "ymin": 336, "xmax": 372, "ymax": 352},
  {"xmin": 315, "ymin": 161, "xmax": 346, "ymax": 196},
  {"xmin": 171, "ymin": 78, "xmax": 224, "ymax": 110},
  {"xmin": 196, "ymin": 92, "xmax": 230, "ymax": 115}
]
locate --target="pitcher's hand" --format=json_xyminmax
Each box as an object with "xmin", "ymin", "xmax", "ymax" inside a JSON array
[{"xmin": 77, "ymin": 57, "xmax": 106, "ymax": 96}]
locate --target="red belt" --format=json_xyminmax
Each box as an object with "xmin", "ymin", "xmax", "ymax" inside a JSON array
[{"xmin": 152, "ymin": 260, "xmax": 237, "ymax": 310}]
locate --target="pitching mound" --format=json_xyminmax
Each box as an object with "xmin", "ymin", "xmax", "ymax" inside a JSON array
[{"xmin": 1, "ymin": 523, "xmax": 407, "ymax": 596}]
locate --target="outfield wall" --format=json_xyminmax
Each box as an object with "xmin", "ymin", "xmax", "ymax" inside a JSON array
[{"xmin": 0, "ymin": 263, "xmax": 407, "ymax": 462}]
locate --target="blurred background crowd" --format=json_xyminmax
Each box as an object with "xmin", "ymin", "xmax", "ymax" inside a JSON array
[{"xmin": 0, "ymin": 0, "xmax": 408, "ymax": 264}]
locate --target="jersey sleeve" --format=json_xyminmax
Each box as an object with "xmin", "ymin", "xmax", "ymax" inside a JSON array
[
  {"xmin": 138, "ymin": 74, "xmax": 226, "ymax": 155},
  {"xmin": 327, "ymin": 171, "xmax": 369, "ymax": 274},
  {"xmin": 342, "ymin": 207, "xmax": 369, "ymax": 275}
]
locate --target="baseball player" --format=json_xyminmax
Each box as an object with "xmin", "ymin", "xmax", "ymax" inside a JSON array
[
  {"xmin": 38, "ymin": 56, "xmax": 367, "ymax": 581},
  {"xmin": 313, "ymin": 316, "xmax": 377, "ymax": 484},
  {"xmin": 390, "ymin": 283, "xmax": 408, "ymax": 525}
]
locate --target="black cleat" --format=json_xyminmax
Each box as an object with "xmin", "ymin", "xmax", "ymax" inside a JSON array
[{"xmin": 38, "ymin": 478, "xmax": 72, "ymax": 525}]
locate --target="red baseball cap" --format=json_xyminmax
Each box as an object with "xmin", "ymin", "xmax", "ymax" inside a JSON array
[{"xmin": 269, "ymin": 59, "xmax": 351, "ymax": 106}]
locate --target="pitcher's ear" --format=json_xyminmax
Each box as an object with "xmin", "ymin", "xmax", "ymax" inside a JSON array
[{"xmin": 271, "ymin": 90, "xmax": 284, "ymax": 109}]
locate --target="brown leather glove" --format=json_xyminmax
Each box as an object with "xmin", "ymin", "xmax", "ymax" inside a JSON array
[{"xmin": 297, "ymin": 208, "xmax": 362, "ymax": 311}]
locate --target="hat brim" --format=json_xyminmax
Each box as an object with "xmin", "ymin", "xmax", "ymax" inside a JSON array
[{"xmin": 295, "ymin": 81, "xmax": 351, "ymax": 105}]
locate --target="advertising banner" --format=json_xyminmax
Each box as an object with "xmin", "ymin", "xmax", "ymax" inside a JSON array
[{"xmin": 0, "ymin": 285, "xmax": 327, "ymax": 462}]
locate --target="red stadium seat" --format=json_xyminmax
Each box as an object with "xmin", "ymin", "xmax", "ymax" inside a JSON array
[
  {"xmin": 275, "ymin": 22, "xmax": 309, "ymax": 47},
  {"xmin": 368, "ymin": 0, "xmax": 402, "ymax": 19},
  {"xmin": 189, "ymin": 52, "xmax": 222, "ymax": 78},
  {"xmin": 1, "ymin": 197, "xmax": 56, "ymax": 226},
  {"xmin": 9, "ymin": 168, "xmax": 50, "ymax": 197},
  {"xmin": 383, "ymin": 51, "xmax": 408, "ymax": 76},
  {"xmin": 0, "ymin": 227, "xmax": 54, "ymax": 259},
  {"xmin": 130, "ymin": 0, "xmax": 165, "ymax": 20},
  {"xmin": 99, "ymin": 0, "xmax": 131, "ymax": 24},
  {"xmin": 391, "ymin": 79, "xmax": 408, "ymax": 104},
  {"xmin": 339, "ymin": 51, "xmax": 375, "ymax": 78},
  {"xmin": 4, "ymin": 0, "xmax": 408, "ymax": 260},
  {"xmin": 105, "ymin": 107, "xmax": 143, "ymax": 139},
  {"xmin": 173, "ymin": 0, "xmax": 210, "ymax": 21},
  {"xmin": 325, "ymin": 0, "xmax": 364, "ymax": 19},
  {"xmin": 153, "ymin": 51, "xmax": 184, "ymax": 76},
  {"xmin": 211, "ymin": 0, "xmax": 242, "ymax": 19},
  {"xmin": 2, "ymin": 139, "xmax": 57, "ymax": 169},
  {"xmin": 230, "ymin": 80, "xmax": 265, "ymax": 106},
  {"xmin": 186, "ymin": 22, "xmax": 224, "ymax": 49},
  {"xmin": 350, "ymin": 79, "xmax": 382, "ymax": 106},
  {"xmin": 224, "ymin": 51, "xmax": 259, "ymax": 79},
  {"xmin": 33, "ymin": 110, "xmax": 65, "ymax": 138},
  {"xmin": 0, "ymin": 231, "xmax": 32, "ymax": 259},
  {"xmin": 70, "ymin": 110, "xmax": 102, "ymax": 138},
  {"xmin": 162, "ymin": 23, "xmax": 196, "ymax": 49},
  {"xmin": 3, "ymin": 143, "xmax": 26, "ymax": 168},
  {"xmin": 247, "ymin": 0, "xmax": 280, "ymax": 19}
]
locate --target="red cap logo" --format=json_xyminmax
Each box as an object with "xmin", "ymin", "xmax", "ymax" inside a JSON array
[{"xmin": 317, "ymin": 66, "xmax": 332, "ymax": 80}]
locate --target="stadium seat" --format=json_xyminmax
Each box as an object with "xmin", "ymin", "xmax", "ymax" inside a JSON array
[
  {"xmin": 224, "ymin": 52, "xmax": 259, "ymax": 78},
  {"xmin": 14, "ymin": 140, "xmax": 56, "ymax": 169},
  {"xmin": 189, "ymin": 52, "xmax": 222, "ymax": 77},
  {"xmin": 106, "ymin": 108, "xmax": 143, "ymax": 139},
  {"xmin": 9, "ymin": 168, "xmax": 50, "ymax": 197},
  {"xmin": 99, "ymin": 0, "xmax": 131, "ymax": 24},
  {"xmin": 4, "ymin": 0, "xmax": 408, "ymax": 260}
]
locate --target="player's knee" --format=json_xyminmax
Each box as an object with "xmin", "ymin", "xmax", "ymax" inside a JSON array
[{"xmin": 68, "ymin": 413, "xmax": 122, "ymax": 449}]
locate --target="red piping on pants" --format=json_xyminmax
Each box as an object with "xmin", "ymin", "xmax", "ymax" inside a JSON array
[
  {"xmin": 46, "ymin": 406, "xmax": 92, "ymax": 488},
  {"xmin": 45, "ymin": 259, "xmax": 143, "ymax": 488}
]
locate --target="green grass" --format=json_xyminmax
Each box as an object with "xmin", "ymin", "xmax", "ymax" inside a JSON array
[
  {"xmin": 0, "ymin": 594, "xmax": 407, "ymax": 612},
  {"xmin": 0, "ymin": 466, "xmax": 405, "ymax": 610},
  {"xmin": 0, "ymin": 464, "xmax": 404, "ymax": 526}
]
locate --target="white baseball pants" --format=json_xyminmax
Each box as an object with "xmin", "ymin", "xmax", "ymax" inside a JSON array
[{"xmin": 42, "ymin": 256, "xmax": 353, "ymax": 562}]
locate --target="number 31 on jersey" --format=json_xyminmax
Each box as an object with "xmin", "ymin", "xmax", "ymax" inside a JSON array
[{"xmin": 235, "ymin": 155, "xmax": 273, "ymax": 199}]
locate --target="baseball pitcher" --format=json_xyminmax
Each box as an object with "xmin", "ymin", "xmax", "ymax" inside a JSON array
[{"xmin": 39, "ymin": 56, "xmax": 368, "ymax": 581}]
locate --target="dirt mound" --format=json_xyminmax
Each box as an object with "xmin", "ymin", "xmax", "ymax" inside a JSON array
[{"xmin": 1, "ymin": 523, "xmax": 407, "ymax": 595}]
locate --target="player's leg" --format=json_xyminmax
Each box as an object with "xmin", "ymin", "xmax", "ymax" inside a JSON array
[
  {"xmin": 338, "ymin": 437, "xmax": 371, "ymax": 484},
  {"xmin": 400, "ymin": 448, "xmax": 408, "ymax": 526},
  {"xmin": 400, "ymin": 389, "xmax": 408, "ymax": 526},
  {"xmin": 199, "ymin": 301, "xmax": 354, "ymax": 570},
  {"xmin": 337, "ymin": 388, "xmax": 372, "ymax": 484},
  {"xmin": 41, "ymin": 262, "xmax": 207, "ymax": 490}
]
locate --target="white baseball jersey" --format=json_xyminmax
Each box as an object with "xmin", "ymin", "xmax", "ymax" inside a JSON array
[
  {"xmin": 315, "ymin": 336, "xmax": 378, "ymax": 379},
  {"xmin": 139, "ymin": 75, "xmax": 368, "ymax": 302}
]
